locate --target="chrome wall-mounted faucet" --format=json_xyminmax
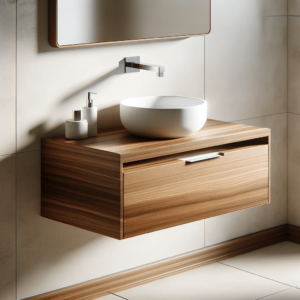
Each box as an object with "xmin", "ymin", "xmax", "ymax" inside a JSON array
[{"xmin": 124, "ymin": 56, "xmax": 165, "ymax": 77}]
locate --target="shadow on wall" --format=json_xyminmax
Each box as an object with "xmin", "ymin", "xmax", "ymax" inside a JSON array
[
  {"xmin": 59, "ymin": 60, "xmax": 125, "ymax": 104},
  {"xmin": 6, "ymin": 3, "xmax": 192, "ymax": 298},
  {"xmin": 33, "ymin": 0, "xmax": 185, "ymax": 149},
  {"xmin": 0, "ymin": 125, "xmax": 110, "ymax": 300},
  {"xmin": 0, "ymin": 148, "xmax": 108, "ymax": 300},
  {"xmin": 2, "ymin": 3, "xmax": 136, "ymax": 298},
  {"xmin": 20, "ymin": 0, "xmax": 129, "ymax": 152}
]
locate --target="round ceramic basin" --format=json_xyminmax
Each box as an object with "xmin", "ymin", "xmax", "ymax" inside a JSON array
[{"xmin": 120, "ymin": 96, "xmax": 207, "ymax": 138}]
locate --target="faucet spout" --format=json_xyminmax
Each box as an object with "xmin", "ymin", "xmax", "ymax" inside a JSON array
[
  {"xmin": 139, "ymin": 63, "xmax": 165, "ymax": 77},
  {"xmin": 125, "ymin": 56, "xmax": 165, "ymax": 77}
]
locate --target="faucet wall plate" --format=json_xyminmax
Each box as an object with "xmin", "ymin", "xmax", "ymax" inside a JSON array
[{"xmin": 125, "ymin": 56, "xmax": 141, "ymax": 74}]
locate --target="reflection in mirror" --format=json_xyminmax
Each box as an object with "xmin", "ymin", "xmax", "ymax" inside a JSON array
[{"xmin": 49, "ymin": 0, "xmax": 211, "ymax": 47}]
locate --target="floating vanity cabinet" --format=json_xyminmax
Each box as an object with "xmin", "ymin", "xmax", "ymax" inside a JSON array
[{"xmin": 41, "ymin": 119, "xmax": 270, "ymax": 240}]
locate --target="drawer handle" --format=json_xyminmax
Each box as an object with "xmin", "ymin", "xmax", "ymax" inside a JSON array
[{"xmin": 180, "ymin": 152, "xmax": 221, "ymax": 164}]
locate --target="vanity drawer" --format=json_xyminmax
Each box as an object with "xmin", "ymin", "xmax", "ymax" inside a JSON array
[{"xmin": 123, "ymin": 144, "xmax": 269, "ymax": 238}]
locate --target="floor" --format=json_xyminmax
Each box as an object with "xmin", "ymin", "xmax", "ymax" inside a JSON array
[{"xmin": 97, "ymin": 241, "xmax": 300, "ymax": 300}]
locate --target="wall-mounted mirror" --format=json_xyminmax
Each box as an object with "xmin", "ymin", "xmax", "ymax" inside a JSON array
[{"xmin": 48, "ymin": 0, "xmax": 211, "ymax": 48}]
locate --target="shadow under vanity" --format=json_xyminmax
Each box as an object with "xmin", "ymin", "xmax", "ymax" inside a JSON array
[{"xmin": 41, "ymin": 119, "xmax": 270, "ymax": 240}]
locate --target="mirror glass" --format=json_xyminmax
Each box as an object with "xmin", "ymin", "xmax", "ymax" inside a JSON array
[{"xmin": 51, "ymin": 0, "xmax": 211, "ymax": 47}]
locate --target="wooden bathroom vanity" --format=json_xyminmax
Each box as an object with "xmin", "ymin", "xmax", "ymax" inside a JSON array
[{"xmin": 41, "ymin": 119, "xmax": 270, "ymax": 240}]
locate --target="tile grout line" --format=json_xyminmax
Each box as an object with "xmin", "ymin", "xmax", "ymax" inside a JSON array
[
  {"xmin": 217, "ymin": 262, "xmax": 294, "ymax": 289},
  {"xmin": 287, "ymin": 0, "xmax": 289, "ymax": 226},
  {"xmin": 230, "ymin": 112, "xmax": 287, "ymax": 123},
  {"xmin": 256, "ymin": 287, "xmax": 295, "ymax": 300},
  {"xmin": 204, "ymin": 35, "xmax": 205, "ymax": 102},
  {"xmin": 287, "ymin": 111, "xmax": 300, "ymax": 116},
  {"xmin": 16, "ymin": 149, "xmax": 40, "ymax": 154},
  {"xmin": 15, "ymin": 0, "xmax": 18, "ymax": 299},
  {"xmin": 287, "ymin": 113, "xmax": 289, "ymax": 225},
  {"xmin": 204, "ymin": 35, "xmax": 206, "ymax": 249},
  {"xmin": 0, "ymin": 153, "xmax": 17, "ymax": 158},
  {"xmin": 108, "ymin": 292, "xmax": 129, "ymax": 300}
]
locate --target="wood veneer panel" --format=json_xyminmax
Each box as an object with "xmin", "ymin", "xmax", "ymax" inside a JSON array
[
  {"xmin": 41, "ymin": 141, "xmax": 123, "ymax": 239},
  {"xmin": 24, "ymin": 225, "xmax": 287, "ymax": 300},
  {"xmin": 48, "ymin": 0, "xmax": 58, "ymax": 47},
  {"xmin": 44, "ymin": 120, "xmax": 270, "ymax": 163},
  {"xmin": 287, "ymin": 224, "xmax": 300, "ymax": 244},
  {"xmin": 41, "ymin": 120, "xmax": 270, "ymax": 239},
  {"xmin": 124, "ymin": 145, "xmax": 269, "ymax": 238}
]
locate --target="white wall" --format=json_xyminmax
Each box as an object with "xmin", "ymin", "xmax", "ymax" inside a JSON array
[{"xmin": 0, "ymin": 1, "xmax": 288, "ymax": 299}]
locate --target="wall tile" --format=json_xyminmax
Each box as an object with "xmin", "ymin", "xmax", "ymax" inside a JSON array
[
  {"xmin": 205, "ymin": 113, "xmax": 287, "ymax": 246},
  {"xmin": 288, "ymin": 17, "xmax": 300, "ymax": 113},
  {"xmin": 264, "ymin": 0, "xmax": 288, "ymax": 16},
  {"xmin": 16, "ymin": 0, "xmax": 204, "ymax": 152},
  {"xmin": 206, "ymin": 0, "xmax": 287, "ymax": 122},
  {"xmin": 0, "ymin": 154, "xmax": 16, "ymax": 300},
  {"xmin": 17, "ymin": 150, "xmax": 204, "ymax": 299},
  {"xmin": 288, "ymin": 0, "xmax": 300, "ymax": 15},
  {"xmin": 0, "ymin": 0, "xmax": 16, "ymax": 155},
  {"xmin": 287, "ymin": 113, "xmax": 300, "ymax": 225}
]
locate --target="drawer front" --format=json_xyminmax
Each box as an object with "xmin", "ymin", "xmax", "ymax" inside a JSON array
[{"xmin": 123, "ymin": 145, "xmax": 269, "ymax": 238}]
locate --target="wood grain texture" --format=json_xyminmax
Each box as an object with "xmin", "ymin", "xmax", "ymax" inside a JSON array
[
  {"xmin": 287, "ymin": 224, "xmax": 300, "ymax": 244},
  {"xmin": 48, "ymin": 0, "xmax": 58, "ymax": 47},
  {"xmin": 41, "ymin": 120, "xmax": 270, "ymax": 239},
  {"xmin": 48, "ymin": 0, "xmax": 211, "ymax": 48},
  {"xmin": 24, "ymin": 225, "xmax": 287, "ymax": 300},
  {"xmin": 46, "ymin": 120, "xmax": 270, "ymax": 163},
  {"xmin": 41, "ymin": 140, "xmax": 123, "ymax": 239},
  {"xmin": 124, "ymin": 145, "xmax": 269, "ymax": 238}
]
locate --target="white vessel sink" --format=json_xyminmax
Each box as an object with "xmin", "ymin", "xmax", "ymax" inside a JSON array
[{"xmin": 120, "ymin": 96, "xmax": 207, "ymax": 138}]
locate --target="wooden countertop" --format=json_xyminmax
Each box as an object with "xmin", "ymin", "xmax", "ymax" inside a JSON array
[{"xmin": 42, "ymin": 119, "xmax": 270, "ymax": 163}]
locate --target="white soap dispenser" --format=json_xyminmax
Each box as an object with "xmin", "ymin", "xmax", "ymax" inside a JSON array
[
  {"xmin": 82, "ymin": 91, "xmax": 98, "ymax": 137},
  {"xmin": 65, "ymin": 110, "xmax": 88, "ymax": 140}
]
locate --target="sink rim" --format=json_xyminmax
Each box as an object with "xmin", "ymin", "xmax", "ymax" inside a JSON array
[{"xmin": 120, "ymin": 95, "xmax": 207, "ymax": 110}]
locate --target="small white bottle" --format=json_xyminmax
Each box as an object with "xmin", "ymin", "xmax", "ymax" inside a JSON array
[
  {"xmin": 65, "ymin": 110, "xmax": 88, "ymax": 140},
  {"xmin": 82, "ymin": 91, "xmax": 98, "ymax": 137}
]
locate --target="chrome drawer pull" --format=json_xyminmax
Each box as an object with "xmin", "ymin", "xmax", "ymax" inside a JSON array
[{"xmin": 180, "ymin": 152, "xmax": 221, "ymax": 164}]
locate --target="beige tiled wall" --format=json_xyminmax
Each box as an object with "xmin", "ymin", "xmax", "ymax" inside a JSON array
[
  {"xmin": 0, "ymin": 155, "xmax": 16, "ymax": 300},
  {"xmin": 206, "ymin": 0, "xmax": 287, "ymax": 122},
  {"xmin": 0, "ymin": 0, "xmax": 16, "ymax": 156},
  {"xmin": 288, "ymin": 0, "xmax": 300, "ymax": 225},
  {"xmin": 0, "ymin": 0, "xmax": 289, "ymax": 299},
  {"xmin": 289, "ymin": 0, "xmax": 300, "ymax": 15},
  {"xmin": 205, "ymin": 113, "xmax": 288, "ymax": 246},
  {"xmin": 288, "ymin": 16, "xmax": 300, "ymax": 113},
  {"xmin": 0, "ymin": 1, "xmax": 16, "ymax": 300},
  {"xmin": 288, "ymin": 114, "xmax": 300, "ymax": 225}
]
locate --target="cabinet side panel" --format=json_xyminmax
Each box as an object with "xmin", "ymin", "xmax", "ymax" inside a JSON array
[{"xmin": 41, "ymin": 141, "xmax": 122, "ymax": 239}]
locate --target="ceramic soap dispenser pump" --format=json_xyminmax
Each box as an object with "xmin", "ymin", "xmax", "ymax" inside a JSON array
[{"xmin": 82, "ymin": 91, "xmax": 98, "ymax": 137}]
